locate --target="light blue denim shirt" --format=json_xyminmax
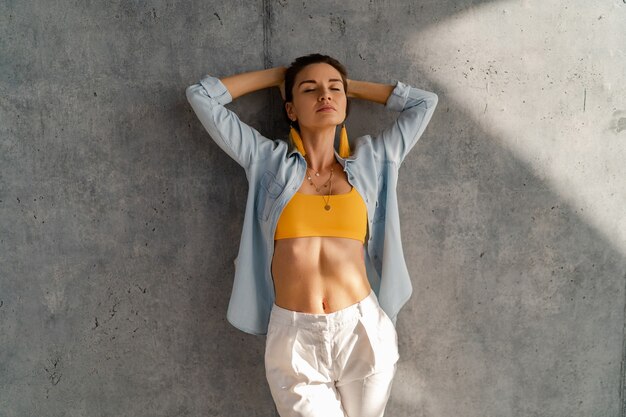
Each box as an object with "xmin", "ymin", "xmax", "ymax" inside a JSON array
[{"xmin": 186, "ymin": 74, "xmax": 438, "ymax": 335}]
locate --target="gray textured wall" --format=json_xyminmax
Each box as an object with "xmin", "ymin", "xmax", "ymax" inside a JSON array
[{"xmin": 1, "ymin": 1, "xmax": 625, "ymax": 416}]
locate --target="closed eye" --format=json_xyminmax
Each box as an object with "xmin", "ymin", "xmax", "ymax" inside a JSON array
[{"xmin": 303, "ymin": 88, "xmax": 342, "ymax": 92}]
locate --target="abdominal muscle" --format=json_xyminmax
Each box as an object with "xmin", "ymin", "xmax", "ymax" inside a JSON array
[{"xmin": 271, "ymin": 236, "xmax": 372, "ymax": 314}]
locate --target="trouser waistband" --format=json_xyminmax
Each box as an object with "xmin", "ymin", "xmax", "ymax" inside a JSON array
[{"xmin": 269, "ymin": 289, "xmax": 379, "ymax": 331}]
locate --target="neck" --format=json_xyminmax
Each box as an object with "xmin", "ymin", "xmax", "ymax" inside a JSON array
[{"xmin": 300, "ymin": 125, "xmax": 337, "ymax": 171}]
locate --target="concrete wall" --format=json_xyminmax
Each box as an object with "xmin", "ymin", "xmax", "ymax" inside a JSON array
[{"xmin": 1, "ymin": 1, "xmax": 625, "ymax": 416}]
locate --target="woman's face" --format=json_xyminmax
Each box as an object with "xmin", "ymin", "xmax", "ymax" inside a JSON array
[{"xmin": 286, "ymin": 63, "xmax": 347, "ymax": 131}]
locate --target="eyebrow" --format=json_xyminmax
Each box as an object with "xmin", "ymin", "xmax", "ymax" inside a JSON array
[{"xmin": 298, "ymin": 79, "xmax": 343, "ymax": 87}]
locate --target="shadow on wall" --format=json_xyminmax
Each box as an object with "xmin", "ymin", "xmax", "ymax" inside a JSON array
[
  {"xmin": 383, "ymin": 89, "xmax": 626, "ymax": 416},
  {"xmin": 379, "ymin": 2, "xmax": 626, "ymax": 415}
]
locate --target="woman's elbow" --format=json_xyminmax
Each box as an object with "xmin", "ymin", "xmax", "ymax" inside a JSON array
[
  {"xmin": 185, "ymin": 83, "xmax": 202, "ymax": 103},
  {"xmin": 426, "ymin": 92, "xmax": 439, "ymax": 109}
]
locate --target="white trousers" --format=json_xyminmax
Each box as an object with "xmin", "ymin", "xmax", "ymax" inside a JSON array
[{"xmin": 264, "ymin": 289, "xmax": 399, "ymax": 417}]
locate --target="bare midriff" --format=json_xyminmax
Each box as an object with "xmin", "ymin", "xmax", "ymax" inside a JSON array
[
  {"xmin": 271, "ymin": 163, "xmax": 371, "ymax": 314},
  {"xmin": 271, "ymin": 236, "xmax": 371, "ymax": 314}
]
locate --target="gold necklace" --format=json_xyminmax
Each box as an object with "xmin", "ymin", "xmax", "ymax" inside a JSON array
[{"xmin": 305, "ymin": 164, "xmax": 334, "ymax": 211}]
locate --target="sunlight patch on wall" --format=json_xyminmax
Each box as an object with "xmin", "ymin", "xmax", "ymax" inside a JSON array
[{"xmin": 409, "ymin": 0, "xmax": 626, "ymax": 253}]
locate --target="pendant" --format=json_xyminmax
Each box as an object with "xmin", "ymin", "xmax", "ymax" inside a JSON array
[{"xmin": 324, "ymin": 204, "xmax": 331, "ymax": 211}]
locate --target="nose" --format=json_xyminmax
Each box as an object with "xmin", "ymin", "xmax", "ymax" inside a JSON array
[
  {"xmin": 318, "ymin": 88, "xmax": 332, "ymax": 101},
  {"xmin": 318, "ymin": 95, "xmax": 331, "ymax": 103}
]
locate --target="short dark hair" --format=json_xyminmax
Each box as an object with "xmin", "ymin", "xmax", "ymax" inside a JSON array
[{"xmin": 283, "ymin": 53, "xmax": 351, "ymax": 132}]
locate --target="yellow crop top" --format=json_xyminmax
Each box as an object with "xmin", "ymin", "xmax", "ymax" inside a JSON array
[{"xmin": 274, "ymin": 187, "xmax": 367, "ymax": 243}]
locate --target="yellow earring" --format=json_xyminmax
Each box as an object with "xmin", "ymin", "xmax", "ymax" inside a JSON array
[
  {"xmin": 289, "ymin": 123, "xmax": 306, "ymax": 156},
  {"xmin": 338, "ymin": 123, "xmax": 350, "ymax": 158}
]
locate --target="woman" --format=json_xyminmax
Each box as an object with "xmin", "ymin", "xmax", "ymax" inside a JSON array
[{"xmin": 186, "ymin": 53, "xmax": 438, "ymax": 417}]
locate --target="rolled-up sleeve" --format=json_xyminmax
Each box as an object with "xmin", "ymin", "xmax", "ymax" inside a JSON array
[
  {"xmin": 376, "ymin": 80, "xmax": 439, "ymax": 166},
  {"xmin": 186, "ymin": 75, "xmax": 277, "ymax": 170}
]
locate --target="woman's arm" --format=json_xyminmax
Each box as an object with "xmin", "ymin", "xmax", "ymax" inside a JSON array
[
  {"xmin": 348, "ymin": 78, "xmax": 439, "ymax": 166},
  {"xmin": 186, "ymin": 67, "xmax": 287, "ymax": 170},
  {"xmin": 346, "ymin": 79, "xmax": 395, "ymax": 105},
  {"xmin": 220, "ymin": 67, "xmax": 286, "ymax": 101}
]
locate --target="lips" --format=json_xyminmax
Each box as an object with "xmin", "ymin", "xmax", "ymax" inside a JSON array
[{"xmin": 316, "ymin": 105, "xmax": 336, "ymax": 112}]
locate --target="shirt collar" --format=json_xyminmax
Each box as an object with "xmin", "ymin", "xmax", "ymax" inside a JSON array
[{"xmin": 287, "ymin": 145, "xmax": 349, "ymax": 168}]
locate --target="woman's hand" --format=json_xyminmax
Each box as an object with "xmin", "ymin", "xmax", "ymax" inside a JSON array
[{"xmin": 346, "ymin": 79, "xmax": 353, "ymax": 99}]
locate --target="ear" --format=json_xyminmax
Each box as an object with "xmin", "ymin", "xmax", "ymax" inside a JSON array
[{"xmin": 285, "ymin": 102, "xmax": 296, "ymax": 121}]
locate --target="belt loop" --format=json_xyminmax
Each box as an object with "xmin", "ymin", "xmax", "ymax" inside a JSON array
[
  {"xmin": 363, "ymin": 289, "xmax": 376, "ymax": 316},
  {"xmin": 357, "ymin": 297, "xmax": 366, "ymax": 317}
]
